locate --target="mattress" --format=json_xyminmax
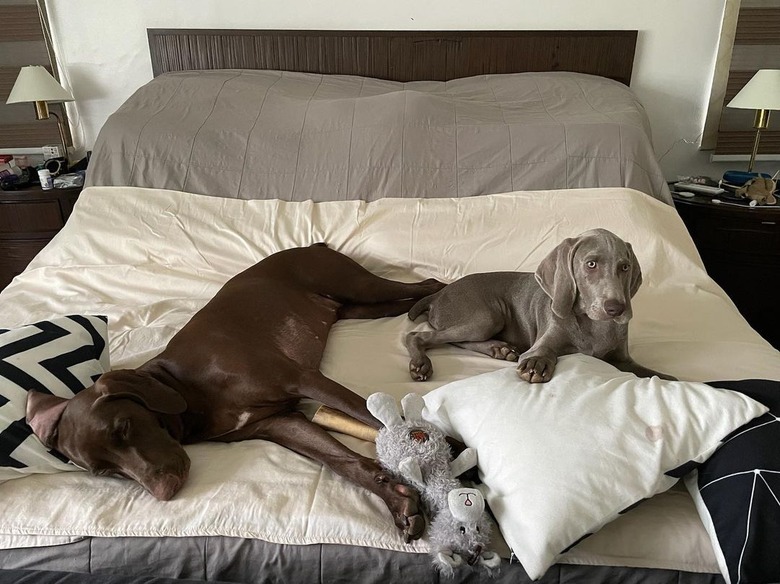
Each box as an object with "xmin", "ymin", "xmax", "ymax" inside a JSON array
[{"xmin": 0, "ymin": 186, "xmax": 777, "ymax": 582}]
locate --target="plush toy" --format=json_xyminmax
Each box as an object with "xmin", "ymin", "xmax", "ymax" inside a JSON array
[
  {"xmin": 367, "ymin": 392, "xmax": 500, "ymax": 577},
  {"xmin": 737, "ymin": 176, "xmax": 777, "ymax": 206}
]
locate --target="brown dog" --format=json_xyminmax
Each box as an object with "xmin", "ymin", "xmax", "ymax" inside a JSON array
[{"xmin": 26, "ymin": 244, "xmax": 444, "ymax": 542}]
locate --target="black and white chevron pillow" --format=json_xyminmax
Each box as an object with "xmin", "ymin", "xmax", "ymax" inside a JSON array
[{"xmin": 0, "ymin": 315, "xmax": 109, "ymax": 482}]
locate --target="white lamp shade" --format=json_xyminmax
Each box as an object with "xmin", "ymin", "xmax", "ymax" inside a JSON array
[
  {"xmin": 6, "ymin": 65, "xmax": 74, "ymax": 104},
  {"xmin": 726, "ymin": 69, "xmax": 780, "ymax": 111}
]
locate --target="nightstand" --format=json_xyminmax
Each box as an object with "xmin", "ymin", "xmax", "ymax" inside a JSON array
[
  {"xmin": 0, "ymin": 185, "xmax": 81, "ymax": 291},
  {"xmin": 672, "ymin": 192, "xmax": 780, "ymax": 349}
]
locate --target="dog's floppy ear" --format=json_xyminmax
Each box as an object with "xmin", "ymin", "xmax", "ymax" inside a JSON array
[
  {"xmin": 535, "ymin": 236, "xmax": 579, "ymax": 319},
  {"xmin": 95, "ymin": 370, "xmax": 187, "ymax": 415},
  {"xmin": 26, "ymin": 391, "xmax": 69, "ymax": 448},
  {"xmin": 625, "ymin": 242, "xmax": 643, "ymax": 298}
]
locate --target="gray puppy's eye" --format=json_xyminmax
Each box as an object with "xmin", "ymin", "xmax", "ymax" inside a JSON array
[
  {"xmin": 586, "ymin": 260, "xmax": 597, "ymax": 269},
  {"xmin": 621, "ymin": 264, "xmax": 630, "ymax": 271},
  {"xmin": 460, "ymin": 526, "xmax": 466, "ymax": 535}
]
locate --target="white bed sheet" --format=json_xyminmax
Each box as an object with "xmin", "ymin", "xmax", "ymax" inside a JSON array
[{"xmin": 0, "ymin": 186, "xmax": 778, "ymax": 574}]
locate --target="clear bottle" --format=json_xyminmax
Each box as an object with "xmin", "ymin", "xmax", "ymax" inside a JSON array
[{"xmin": 38, "ymin": 169, "xmax": 54, "ymax": 190}]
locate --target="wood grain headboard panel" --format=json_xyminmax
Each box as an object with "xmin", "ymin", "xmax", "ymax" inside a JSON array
[{"xmin": 147, "ymin": 29, "xmax": 638, "ymax": 85}]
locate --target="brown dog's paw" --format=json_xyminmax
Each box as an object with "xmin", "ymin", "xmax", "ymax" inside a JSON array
[
  {"xmin": 404, "ymin": 512, "xmax": 426, "ymax": 543},
  {"xmin": 393, "ymin": 482, "xmax": 425, "ymax": 542},
  {"xmin": 371, "ymin": 469, "xmax": 425, "ymax": 541},
  {"xmin": 409, "ymin": 357, "xmax": 433, "ymax": 382},
  {"xmin": 517, "ymin": 357, "xmax": 554, "ymax": 383}
]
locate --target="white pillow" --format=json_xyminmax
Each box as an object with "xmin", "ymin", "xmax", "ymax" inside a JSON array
[{"xmin": 422, "ymin": 354, "xmax": 767, "ymax": 580}]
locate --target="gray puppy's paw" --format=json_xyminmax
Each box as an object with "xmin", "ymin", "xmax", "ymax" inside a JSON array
[
  {"xmin": 490, "ymin": 342, "xmax": 519, "ymax": 362},
  {"xmin": 409, "ymin": 357, "xmax": 433, "ymax": 381},
  {"xmin": 517, "ymin": 356, "xmax": 555, "ymax": 383}
]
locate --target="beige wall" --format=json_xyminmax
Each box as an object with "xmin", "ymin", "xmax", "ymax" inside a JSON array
[{"xmin": 43, "ymin": 0, "xmax": 772, "ymax": 180}]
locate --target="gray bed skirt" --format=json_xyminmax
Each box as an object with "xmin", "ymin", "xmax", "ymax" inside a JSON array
[{"xmin": 0, "ymin": 537, "xmax": 724, "ymax": 583}]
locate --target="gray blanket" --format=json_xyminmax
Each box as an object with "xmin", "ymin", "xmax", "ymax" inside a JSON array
[
  {"xmin": 86, "ymin": 70, "xmax": 672, "ymax": 204},
  {"xmin": 0, "ymin": 538, "xmax": 723, "ymax": 584}
]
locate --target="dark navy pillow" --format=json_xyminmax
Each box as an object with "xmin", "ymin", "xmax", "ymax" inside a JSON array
[
  {"xmin": 0, "ymin": 315, "xmax": 109, "ymax": 482},
  {"xmin": 686, "ymin": 379, "xmax": 780, "ymax": 584}
]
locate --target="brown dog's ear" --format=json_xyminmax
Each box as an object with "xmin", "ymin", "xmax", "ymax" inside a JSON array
[
  {"xmin": 26, "ymin": 391, "xmax": 69, "ymax": 448},
  {"xmin": 95, "ymin": 370, "xmax": 187, "ymax": 415},
  {"xmin": 535, "ymin": 237, "xmax": 579, "ymax": 319},
  {"xmin": 625, "ymin": 242, "xmax": 643, "ymax": 298}
]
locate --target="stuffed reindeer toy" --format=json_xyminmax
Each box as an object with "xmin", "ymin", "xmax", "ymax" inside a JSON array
[{"xmin": 367, "ymin": 392, "xmax": 500, "ymax": 577}]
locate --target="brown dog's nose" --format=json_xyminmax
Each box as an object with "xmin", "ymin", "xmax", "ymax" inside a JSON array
[
  {"xmin": 146, "ymin": 459, "xmax": 190, "ymax": 501},
  {"xmin": 148, "ymin": 472, "xmax": 186, "ymax": 501},
  {"xmin": 604, "ymin": 299, "xmax": 625, "ymax": 317}
]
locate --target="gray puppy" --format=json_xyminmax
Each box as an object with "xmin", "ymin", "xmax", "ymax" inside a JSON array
[{"xmin": 406, "ymin": 228, "xmax": 675, "ymax": 383}]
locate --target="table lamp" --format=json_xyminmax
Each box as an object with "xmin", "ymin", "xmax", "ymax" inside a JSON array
[
  {"xmin": 6, "ymin": 65, "xmax": 74, "ymax": 162},
  {"xmin": 726, "ymin": 69, "xmax": 780, "ymax": 173}
]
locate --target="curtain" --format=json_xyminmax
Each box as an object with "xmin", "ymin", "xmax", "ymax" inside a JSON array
[
  {"xmin": 713, "ymin": 0, "xmax": 780, "ymax": 156},
  {"xmin": 0, "ymin": 0, "xmax": 70, "ymax": 149}
]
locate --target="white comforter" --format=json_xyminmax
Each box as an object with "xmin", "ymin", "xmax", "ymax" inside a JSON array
[{"xmin": 0, "ymin": 186, "xmax": 778, "ymax": 573}]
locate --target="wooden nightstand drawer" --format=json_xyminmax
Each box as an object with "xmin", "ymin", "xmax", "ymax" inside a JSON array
[
  {"xmin": 673, "ymin": 192, "xmax": 780, "ymax": 348},
  {"xmin": 689, "ymin": 213, "xmax": 780, "ymax": 253},
  {"xmin": 0, "ymin": 185, "xmax": 82, "ymax": 292},
  {"xmin": 0, "ymin": 200, "xmax": 65, "ymax": 235},
  {"xmin": 0, "ymin": 239, "xmax": 50, "ymax": 289}
]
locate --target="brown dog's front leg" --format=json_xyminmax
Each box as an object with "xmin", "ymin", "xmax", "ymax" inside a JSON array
[
  {"xmin": 260, "ymin": 411, "xmax": 425, "ymax": 542},
  {"xmin": 296, "ymin": 370, "xmax": 382, "ymax": 430}
]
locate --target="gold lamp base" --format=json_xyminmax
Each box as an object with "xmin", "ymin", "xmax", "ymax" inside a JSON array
[
  {"xmin": 748, "ymin": 108, "xmax": 771, "ymax": 173},
  {"xmin": 32, "ymin": 100, "xmax": 69, "ymax": 162},
  {"xmin": 33, "ymin": 100, "xmax": 50, "ymax": 120}
]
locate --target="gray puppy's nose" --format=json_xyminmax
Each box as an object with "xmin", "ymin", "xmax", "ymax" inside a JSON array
[{"xmin": 604, "ymin": 299, "xmax": 625, "ymax": 317}]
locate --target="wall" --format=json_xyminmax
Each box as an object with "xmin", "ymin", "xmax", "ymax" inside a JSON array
[{"xmin": 45, "ymin": 0, "xmax": 771, "ymax": 180}]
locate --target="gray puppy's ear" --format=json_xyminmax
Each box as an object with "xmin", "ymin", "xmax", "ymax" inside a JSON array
[
  {"xmin": 625, "ymin": 242, "xmax": 643, "ymax": 298},
  {"xmin": 535, "ymin": 237, "xmax": 579, "ymax": 319},
  {"xmin": 26, "ymin": 391, "xmax": 69, "ymax": 448}
]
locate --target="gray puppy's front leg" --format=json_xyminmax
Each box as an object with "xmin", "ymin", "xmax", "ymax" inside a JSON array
[
  {"xmin": 517, "ymin": 347, "xmax": 558, "ymax": 383},
  {"xmin": 516, "ymin": 327, "xmax": 572, "ymax": 383},
  {"xmin": 612, "ymin": 359, "xmax": 678, "ymax": 381},
  {"xmin": 604, "ymin": 344, "xmax": 677, "ymax": 381}
]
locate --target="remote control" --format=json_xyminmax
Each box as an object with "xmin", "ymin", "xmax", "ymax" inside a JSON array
[{"xmin": 674, "ymin": 182, "xmax": 725, "ymax": 196}]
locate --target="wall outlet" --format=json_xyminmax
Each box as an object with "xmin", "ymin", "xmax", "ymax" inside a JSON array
[{"xmin": 42, "ymin": 144, "xmax": 63, "ymax": 159}]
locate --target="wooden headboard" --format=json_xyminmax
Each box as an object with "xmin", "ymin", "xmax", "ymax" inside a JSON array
[{"xmin": 147, "ymin": 29, "xmax": 638, "ymax": 85}]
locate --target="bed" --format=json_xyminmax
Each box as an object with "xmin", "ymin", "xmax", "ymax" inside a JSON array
[{"xmin": 1, "ymin": 29, "xmax": 778, "ymax": 584}]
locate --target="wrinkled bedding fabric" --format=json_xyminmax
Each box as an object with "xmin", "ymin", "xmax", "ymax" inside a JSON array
[
  {"xmin": 0, "ymin": 186, "xmax": 777, "ymax": 580},
  {"xmin": 86, "ymin": 70, "xmax": 672, "ymax": 204}
]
